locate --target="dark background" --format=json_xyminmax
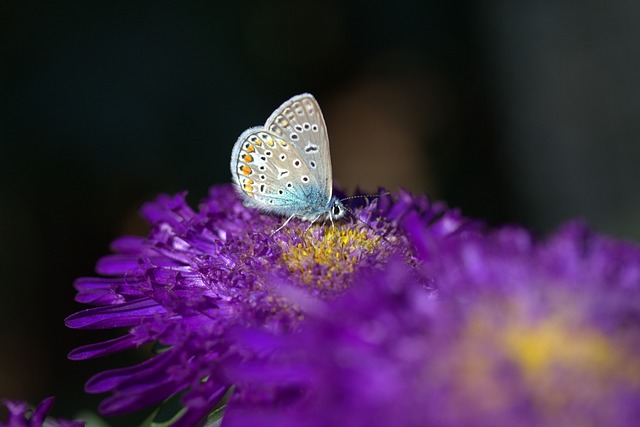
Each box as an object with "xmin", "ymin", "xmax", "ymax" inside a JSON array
[{"xmin": 2, "ymin": 0, "xmax": 640, "ymax": 424}]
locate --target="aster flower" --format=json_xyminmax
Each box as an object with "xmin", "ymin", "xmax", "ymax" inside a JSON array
[
  {"xmin": 1, "ymin": 398, "xmax": 83, "ymax": 427},
  {"xmin": 65, "ymin": 184, "xmax": 475, "ymax": 425},
  {"xmin": 223, "ymin": 223, "xmax": 640, "ymax": 427}
]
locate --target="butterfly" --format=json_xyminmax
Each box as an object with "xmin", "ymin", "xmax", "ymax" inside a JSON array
[{"xmin": 230, "ymin": 93, "xmax": 346, "ymax": 230}]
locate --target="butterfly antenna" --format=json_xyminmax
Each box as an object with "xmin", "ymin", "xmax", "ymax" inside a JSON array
[
  {"xmin": 338, "ymin": 192, "xmax": 391, "ymax": 204},
  {"xmin": 339, "ymin": 192, "xmax": 391, "ymax": 227},
  {"xmin": 340, "ymin": 193, "xmax": 394, "ymax": 244}
]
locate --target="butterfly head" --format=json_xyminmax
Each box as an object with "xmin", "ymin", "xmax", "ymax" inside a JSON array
[{"xmin": 325, "ymin": 197, "xmax": 346, "ymax": 222}]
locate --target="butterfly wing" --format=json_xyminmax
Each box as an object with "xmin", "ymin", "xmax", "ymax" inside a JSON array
[
  {"xmin": 230, "ymin": 126, "xmax": 327, "ymax": 219},
  {"xmin": 264, "ymin": 93, "xmax": 333, "ymax": 203},
  {"xmin": 230, "ymin": 94, "xmax": 335, "ymax": 220}
]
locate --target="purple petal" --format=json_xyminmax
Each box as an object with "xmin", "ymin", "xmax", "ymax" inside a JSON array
[
  {"xmin": 96, "ymin": 255, "xmax": 140, "ymax": 276},
  {"xmin": 73, "ymin": 277, "xmax": 127, "ymax": 305},
  {"xmin": 86, "ymin": 351, "xmax": 173, "ymax": 393},
  {"xmin": 65, "ymin": 299, "xmax": 166, "ymax": 329},
  {"xmin": 99, "ymin": 382, "xmax": 186, "ymax": 416},
  {"xmin": 68, "ymin": 334, "xmax": 138, "ymax": 360},
  {"xmin": 29, "ymin": 397, "xmax": 55, "ymax": 426},
  {"xmin": 109, "ymin": 235, "xmax": 147, "ymax": 254}
]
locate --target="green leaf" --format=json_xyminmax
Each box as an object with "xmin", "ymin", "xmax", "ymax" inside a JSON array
[
  {"xmin": 139, "ymin": 386, "xmax": 235, "ymax": 427},
  {"xmin": 139, "ymin": 392, "xmax": 187, "ymax": 427}
]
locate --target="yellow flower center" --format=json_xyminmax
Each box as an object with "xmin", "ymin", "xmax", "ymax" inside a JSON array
[
  {"xmin": 280, "ymin": 223, "xmax": 387, "ymax": 296},
  {"xmin": 444, "ymin": 292, "xmax": 640, "ymax": 425}
]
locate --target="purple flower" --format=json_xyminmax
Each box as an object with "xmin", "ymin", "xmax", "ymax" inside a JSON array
[
  {"xmin": 65, "ymin": 184, "xmax": 473, "ymax": 425},
  {"xmin": 223, "ymin": 223, "xmax": 640, "ymax": 427},
  {"xmin": 1, "ymin": 398, "xmax": 83, "ymax": 427}
]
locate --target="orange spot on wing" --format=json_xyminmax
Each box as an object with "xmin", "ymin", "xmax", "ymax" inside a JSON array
[
  {"xmin": 243, "ymin": 154, "xmax": 253, "ymax": 162},
  {"xmin": 246, "ymin": 145, "xmax": 255, "ymax": 153},
  {"xmin": 241, "ymin": 165, "xmax": 252, "ymax": 176},
  {"xmin": 276, "ymin": 117, "xmax": 289, "ymax": 127}
]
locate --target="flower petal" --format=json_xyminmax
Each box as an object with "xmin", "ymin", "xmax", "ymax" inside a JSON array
[{"xmin": 65, "ymin": 298, "xmax": 166, "ymax": 329}]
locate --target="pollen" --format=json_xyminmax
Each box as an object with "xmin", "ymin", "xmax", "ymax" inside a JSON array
[{"xmin": 281, "ymin": 225, "xmax": 385, "ymax": 296}]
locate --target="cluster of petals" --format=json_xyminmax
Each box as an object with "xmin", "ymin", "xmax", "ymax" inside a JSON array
[
  {"xmin": 66, "ymin": 183, "xmax": 640, "ymax": 426},
  {"xmin": 65, "ymin": 185, "xmax": 474, "ymax": 425},
  {"xmin": 1, "ymin": 398, "xmax": 83, "ymax": 427},
  {"xmin": 224, "ymin": 222, "xmax": 640, "ymax": 427}
]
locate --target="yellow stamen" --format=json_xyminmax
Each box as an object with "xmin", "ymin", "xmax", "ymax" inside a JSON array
[{"xmin": 281, "ymin": 225, "xmax": 384, "ymax": 291}]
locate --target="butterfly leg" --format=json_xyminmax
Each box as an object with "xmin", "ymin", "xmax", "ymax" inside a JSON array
[
  {"xmin": 303, "ymin": 213, "xmax": 324, "ymax": 235},
  {"xmin": 271, "ymin": 214, "xmax": 297, "ymax": 237}
]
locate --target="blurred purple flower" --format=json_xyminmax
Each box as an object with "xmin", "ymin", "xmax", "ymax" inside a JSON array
[
  {"xmin": 65, "ymin": 184, "xmax": 473, "ymax": 425},
  {"xmin": 224, "ymin": 223, "xmax": 640, "ymax": 427},
  {"xmin": 1, "ymin": 398, "xmax": 83, "ymax": 427}
]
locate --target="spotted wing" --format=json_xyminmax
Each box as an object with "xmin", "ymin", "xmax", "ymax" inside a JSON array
[
  {"xmin": 263, "ymin": 93, "xmax": 333, "ymax": 203},
  {"xmin": 230, "ymin": 126, "xmax": 324, "ymax": 218}
]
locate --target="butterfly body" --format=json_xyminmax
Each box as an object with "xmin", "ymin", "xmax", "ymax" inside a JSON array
[{"xmin": 230, "ymin": 94, "xmax": 346, "ymax": 224}]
